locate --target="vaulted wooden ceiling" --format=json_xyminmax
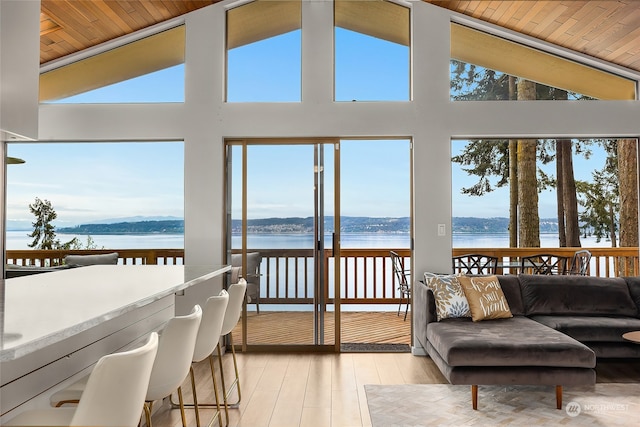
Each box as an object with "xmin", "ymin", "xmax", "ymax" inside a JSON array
[{"xmin": 40, "ymin": 0, "xmax": 640, "ymax": 74}]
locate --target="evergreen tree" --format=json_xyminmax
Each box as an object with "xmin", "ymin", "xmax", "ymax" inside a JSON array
[
  {"xmin": 517, "ymin": 79, "xmax": 540, "ymax": 247},
  {"xmin": 451, "ymin": 60, "xmax": 586, "ymax": 247},
  {"xmin": 28, "ymin": 198, "xmax": 58, "ymax": 249},
  {"xmin": 577, "ymin": 169, "xmax": 618, "ymax": 245},
  {"xmin": 27, "ymin": 197, "xmax": 79, "ymax": 250},
  {"xmin": 618, "ymin": 138, "xmax": 639, "ymax": 272}
]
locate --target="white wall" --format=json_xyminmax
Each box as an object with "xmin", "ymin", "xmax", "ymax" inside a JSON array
[
  {"xmin": 0, "ymin": 0, "xmax": 40, "ymax": 141},
  {"xmin": 36, "ymin": 1, "xmax": 640, "ymax": 343}
]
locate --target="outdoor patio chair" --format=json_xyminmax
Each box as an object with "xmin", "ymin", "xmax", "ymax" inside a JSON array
[
  {"xmin": 231, "ymin": 252, "xmax": 262, "ymax": 313},
  {"xmin": 567, "ymin": 249, "xmax": 591, "ymax": 275},
  {"xmin": 520, "ymin": 254, "xmax": 569, "ymax": 275},
  {"xmin": 390, "ymin": 251, "xmax": 411, "ymax": 321},
  {"xmin": 452, "ymin": 254, "xmax": 498, "ymax": 275}
]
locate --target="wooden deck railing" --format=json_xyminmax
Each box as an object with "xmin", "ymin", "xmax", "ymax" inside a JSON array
[
  {"xmin": 5, "ymin": 249, "xmax": 185, "ymax": 267},
  {"xmin": 257, "ymin": 248, "xmax": 410, "ymax": 305},
  {"xmin": 6, "ymin": 247, "xmax": 638, "ymax": 306}
]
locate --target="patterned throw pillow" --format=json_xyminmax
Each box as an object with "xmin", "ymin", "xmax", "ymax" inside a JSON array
[
  {"xmin": 423, "ymin": 272, "xmax": 471, "ymax": 321},
  {"xmin": 458, "ymin": 275, "xmax": 513, "ymax": 322}
]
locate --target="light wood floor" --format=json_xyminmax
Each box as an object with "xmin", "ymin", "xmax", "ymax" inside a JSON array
[{"xmin": 147, "ymin": 351, "xmax": 640, "ymax": 427}]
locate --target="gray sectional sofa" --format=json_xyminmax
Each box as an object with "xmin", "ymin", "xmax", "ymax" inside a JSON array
[{"xmin": 415, "ymin": 274, "xmax": 640, "ymax": 410}]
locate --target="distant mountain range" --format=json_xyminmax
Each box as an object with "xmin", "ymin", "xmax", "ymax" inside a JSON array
[
  {"xmin": 46, "ymin": 216, "xmax": 562, "ymax": 235},
  {"xmin": 7, "ymin": 216, "xmax": 182, "ymax": 231},
  {"xmin": 59, "ymin": 220, "xmax": 184, "ymax": 234}
]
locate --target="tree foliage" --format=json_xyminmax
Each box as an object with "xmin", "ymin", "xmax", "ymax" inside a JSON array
[
  {"xmin": 452, "ymin": 141, "xmax": 509, "ymax": 195},
  {"xmin": 28, "ymin": 198, "xmax": 59, "ymax": 249},
  {"xmin": 576, "ymin": 140, "xmax": 620, "ymax": 245},
  {"xmin": 577, "ymin": 169, "xmax": 618, "ymax": 245},
  {"xmin": 27, "ymin": 197, "xmax": 81, "ymax": 250}
]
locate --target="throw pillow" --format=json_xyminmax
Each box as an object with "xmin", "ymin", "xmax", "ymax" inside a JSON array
[
  {"xmin": 458, "ymin": 275, "xmax": 512, "ymax": 322},
  {"xmin": 423, "ymin": 272, "xmax": 471, "ymax": 321},
  {"xmin": 64, "ymin": 252, "xmax": 119, "ymax": 266}
]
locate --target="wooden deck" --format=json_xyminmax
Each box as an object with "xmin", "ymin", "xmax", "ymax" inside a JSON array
[{"xmin": 232, "ymin": 310, "xmax": 412, "ymax": 348}]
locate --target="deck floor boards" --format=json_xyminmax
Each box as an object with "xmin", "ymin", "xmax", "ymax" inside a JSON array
[{"xmin": 233, "ymin": 310, "xmax": 412, "ymax": 346}]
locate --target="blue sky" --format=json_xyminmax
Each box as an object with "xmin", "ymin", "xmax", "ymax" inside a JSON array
[
  {"xmin": 232, "ymin": 139, "xmax": 411, "ymax": 220},
  {"xmin": 7, "ymin": 142, "xmax": 184, "ymax": 228},
  {"xmin": 5, "ymin": 26, "xmax": 610, "ymax": 228}
]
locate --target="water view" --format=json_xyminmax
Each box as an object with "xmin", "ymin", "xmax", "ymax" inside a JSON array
[
  {"xmin": 5, "ymin": 230, "xmax": 621, "ymax": 313},
  {"xmin": 5, "ymin": 230, "xmax": 615, "ymax": 250}
]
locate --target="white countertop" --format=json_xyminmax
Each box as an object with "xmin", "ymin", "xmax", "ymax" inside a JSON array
[{"xmin": 0, "ymin": 264, "xmax": 230, "ymax": 361}]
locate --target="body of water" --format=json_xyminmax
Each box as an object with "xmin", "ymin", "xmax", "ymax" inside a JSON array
[
  {"xmin": 5, "ymin": 231, "xmax": 185, "ymax": 250},
  {"xmin": 4, "ymin": 230, "xmax": 620, "ymax": 313},
  {"xmin": 5, "ymin": 230, "xmax": 615, "ymax": 250}
]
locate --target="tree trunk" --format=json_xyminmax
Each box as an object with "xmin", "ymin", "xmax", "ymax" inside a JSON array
[
  {"xmin": 508, "ymin": 76, "xmax": 518, "ymax": 248},
  {"xmin": 609, "ymin": 202, "xmax": 618, "ymax": 248},
  {"xmin": 517, "ymin": 79, "xmax": 540, "ymax": 247},
  {"xmin": 556, "ymin": 140, "xmax": 566, "ymax": 246},
  {"xmin": 561, "ymin": 140, "xmax": 581, "ymax": 247},
  {"xmin": 618, "ymin": 138, "xmax": 639, "ymax": 274},
  {"xmin": 552, "ymin": 89, "xmax": 580, "ymax": 247},
  {"xmin": 509, "ymin": 140, "xmax": 518, "ymax": 247},
  {"xmin": 518, "ymin": 138, "xmax": 541, "ymax": 247}
]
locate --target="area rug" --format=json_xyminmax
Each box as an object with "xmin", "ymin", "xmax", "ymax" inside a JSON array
[{"xmin": 365, "ymin": 383, "xmax": 640, "ymax": 426}]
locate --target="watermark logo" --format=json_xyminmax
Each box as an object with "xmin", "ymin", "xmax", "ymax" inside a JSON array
[
  {"xmin": 566, "ymin": 400, "xmax": 629, "ymax": 418},
  {"xmin": 566, "ymin": 401, "xmax": 581, "ymax": 417}
]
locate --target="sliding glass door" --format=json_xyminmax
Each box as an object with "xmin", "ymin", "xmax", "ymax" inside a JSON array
[{"xmin": 226, "ymin": 139, "xmax": 340, "ymax": 351}]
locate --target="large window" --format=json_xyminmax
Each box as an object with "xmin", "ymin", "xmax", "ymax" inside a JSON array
[
  {"xmin": 450, "ymin": 23, "xmax": 636, "ymax": 101},
  {"xmin": 47, "ymin": 65, "xmax": 185, "ymax": 104},
  {"xmin": 6, "ymin": 142, "xmax": 184, "ymax": 251},
  {"xmin": 226, "ymin": 0, "xmax": 302, "ymax": 102},
  {"xmin": 451, "ymin": 138, "xmax": 639, "ymax": 249},
  {"xmin": 40, "ymin": 26, "xmax": 186, "ymax": 103},
  {"xmin": 334, "ymin": 0, "xmax": 410, "ymax": 101}
]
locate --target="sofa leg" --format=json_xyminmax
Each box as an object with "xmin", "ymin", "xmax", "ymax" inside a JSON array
[
  {"xmin": 556, "ymin": 385, "xmax": 562, "ymax": 409},
  {"xmin": 471, "ymin": 385, "xmax": 478, "ymax": 410}
]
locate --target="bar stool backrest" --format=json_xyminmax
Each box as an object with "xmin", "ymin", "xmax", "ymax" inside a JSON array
[
  {"xmin": 146, "ymin": 305, "xmax": 202, "ymax": 401},
  {"xmin": 71, "ymin": 332, "xmax": 158, "ymax": 426},
  {"xmin": 192, "ymin": 291, "xmax": 229, "ymax": 363},
  {"xmin": 221, "ymin": 282, "xmax": 247, "ymax": 336}
]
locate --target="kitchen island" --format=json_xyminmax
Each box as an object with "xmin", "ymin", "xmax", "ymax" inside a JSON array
[{"xmin": 0, "ymin": 264, "xmax": 230, "ymax": 420}]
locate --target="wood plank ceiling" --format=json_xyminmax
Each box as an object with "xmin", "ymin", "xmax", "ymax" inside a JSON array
[
  {"xmin": 40, "ymin": 0, "xmax": 215, "ymax": 64},
  {"xmin": 40, "ymin": 0, "xmax": 640, "ymax": 74}
]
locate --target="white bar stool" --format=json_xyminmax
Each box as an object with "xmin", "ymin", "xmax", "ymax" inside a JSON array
[{"xmin": 6, "ymin": 332, "xmax": 158, "ymax": 426}]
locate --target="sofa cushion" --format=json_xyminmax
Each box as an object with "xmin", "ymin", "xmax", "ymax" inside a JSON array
[
  {"xmin": 623, "ymin": 276, "xmax": 640, "ymax": 317},
  {"xmin": 496, "ymin": 275, "xmax": 525, "ymax": 316},
  {"xmin": 427, "ymin": 342, "xmax": 596, "ymax": 386},
  {"xmin": 458, "ymin": 275, "xmax": 512, "ymax": 321},
  {"xmin": 519, "ymin": 274, "xmax": 638, "ymax": 317},
  {"xmin": 580, "ymin": 341, "xmax": 640, "ymax": 359},
  {"xmin": 530, "ymin": 315, "xmax": 640, "ymax": 342},
  {"xmin": 423, "ymin": 272, "xmax": 471, "ymax": 321},
  {"xmin": 426, "ymin": 316, "xmax": 595, "ymax": 368}
]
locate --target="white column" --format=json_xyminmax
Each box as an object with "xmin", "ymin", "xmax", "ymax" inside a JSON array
[{"xmin": 0, "ymin": 0, "xmax": 40, "ymax": 140}]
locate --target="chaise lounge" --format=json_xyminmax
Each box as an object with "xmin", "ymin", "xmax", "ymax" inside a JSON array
[{"xmin": 415, "ymin": 274, "xmax": 640, "ymax": 409}]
